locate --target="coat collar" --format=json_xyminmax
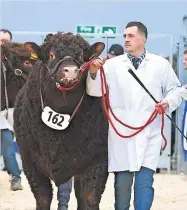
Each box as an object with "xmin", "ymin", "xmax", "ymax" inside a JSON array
[{"xmin": 121, "ymin": 50, "xmax": 151, "ymax": 62}]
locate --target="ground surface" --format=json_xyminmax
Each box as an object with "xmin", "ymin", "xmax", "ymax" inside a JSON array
[{"xmin": 0, "ymin": 171, "xmax": 187, "ymax": 210}]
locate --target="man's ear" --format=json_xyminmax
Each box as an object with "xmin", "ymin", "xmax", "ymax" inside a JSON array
[
  {"xmin": 86, "ymin": 42, "xmax": 105, "ymax": 61},
  {"xmin": 24, "ymin": 42, "xmax": 42, "ymax": 60},
  {"xmin": 142, "ymin": 36, "xmax": 147, "ymax": 44}
]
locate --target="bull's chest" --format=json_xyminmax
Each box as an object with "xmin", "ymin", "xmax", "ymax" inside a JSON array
[{"xmin": 41, "ymin": 106, "xmax": 71, "ymax": 130}]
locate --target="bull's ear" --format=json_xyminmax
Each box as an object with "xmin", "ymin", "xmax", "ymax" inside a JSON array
[
  {"xmin": 87, "ymin": 42, "xmax": 105, "ymax": 61},
  {"xmin": 44, "ymin": 33, "xmax": 53, "ymax": 42},
  {"xmin": 24, "ymin": 42, "xmax": 42, "ymax": 60}
]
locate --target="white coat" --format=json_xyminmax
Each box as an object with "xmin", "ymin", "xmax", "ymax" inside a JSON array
[
  {"xmin": 86, "ymin": 51, "xmax": 182, "ymax": 172},
  {"xmin": 0, "ymin": 108, "xmax": 14, "ymax": 131},
  {"xmin": 174, "ymin": 86, "xmax": 187, "ymax": 100}
]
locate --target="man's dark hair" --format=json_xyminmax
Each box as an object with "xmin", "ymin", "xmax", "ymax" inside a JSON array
[
  {"xmin": 184, "ymin": 50, "xmax": 187, "ymax": 55},
  {"xmin": 0, "ymin": 29, "xmax": 12, "ymax": 40},
  {"xmin": 126, "ymin": 21, "xmax": 148, "ymax": 39}
]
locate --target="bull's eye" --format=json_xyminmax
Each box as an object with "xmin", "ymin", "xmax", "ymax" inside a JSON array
[
  {"xmin": 25, "ymin": 61, "xmax": 30, "ymax": 65},
  {"xmin": 24, "ymin": 60, "xmax": 32, "ymax": 67}
]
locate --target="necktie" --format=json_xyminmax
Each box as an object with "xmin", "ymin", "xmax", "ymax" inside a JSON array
[{"xmin": 132, "ymin": 58, "xmax": 140, "ymax": 70}]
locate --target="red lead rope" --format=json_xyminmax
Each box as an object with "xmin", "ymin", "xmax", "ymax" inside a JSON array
[
  {"xmin": 57, "ymin": 58, "xmax": 167, "ymax": 151},
  {"xmin": 99, "ymin": 66, "xmax": 167, "ymax": 151}
]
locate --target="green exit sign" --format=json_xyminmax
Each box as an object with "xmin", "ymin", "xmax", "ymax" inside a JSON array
[
  {"xmin": 102, "ymin": 26, "xmax": 116, "ymax": 35},
  {"xmin": 77, "ymin": 26, "xmax": 95, "ymax": 38},
  {"xmin": 76, "ymin": 25, "xmax": 117, "ymax": 38}
]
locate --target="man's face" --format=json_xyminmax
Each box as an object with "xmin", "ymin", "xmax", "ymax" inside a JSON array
[
  {"xmin": 0, "ymin": 32, "xmax": 11, "ymax": 45},
  {"xmin": 183, "ymin": 53, "xmax": 187, "ymax": 69},
  {"xmin": 123, "ymin": 26, "xmax": 146, "ymax": 54}
]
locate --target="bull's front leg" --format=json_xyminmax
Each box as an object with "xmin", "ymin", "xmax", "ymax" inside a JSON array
[
  {"xmin": 19, "ymin": 147, "xmax": 53, "ymax": 210},
  {"xmin": 74, "ymin": 160, "xmax": 108, "ymax": 210}
]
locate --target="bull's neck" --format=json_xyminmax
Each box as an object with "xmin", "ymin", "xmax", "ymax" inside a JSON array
[
  {"xmin": 42, "ymin": 74, "xmax": 85, "ymax": 114},
  {"xmin": 1, "ymin": 70, "xmax": 26, "ymax": 109},
  {"xmin": 8, "ymin": 71, "xmax": 25, "ymax": 88}
]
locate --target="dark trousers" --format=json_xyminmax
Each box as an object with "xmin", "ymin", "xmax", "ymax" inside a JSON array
[
  {"xmin": 114, "ymin": 167, "xmax": 154, "ymax": 210},
  {"xmin": 1, "ymin": 129, "xmax": 21, "ymax": 178},
  {"xmin": 58, "ymin": 178, "xmax": 72, "ymax": 208}
]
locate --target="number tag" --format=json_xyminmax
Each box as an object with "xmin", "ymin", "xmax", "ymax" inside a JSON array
[{"xmin": 41, "ymin": 106, "xmax": 70, "ymax": 130}]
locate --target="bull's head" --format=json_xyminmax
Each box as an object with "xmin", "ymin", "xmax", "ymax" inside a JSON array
[
  {"xmin": 41, "ymin": 32, "xmax": 104, "ymax": 89},
  {"xmin": 1, "ymin": 42, "xmax": 42, "ymax": 79}
]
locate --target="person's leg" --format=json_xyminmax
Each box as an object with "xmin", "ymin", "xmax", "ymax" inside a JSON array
[
  {"xmin": 114, "ymin": 171, "xmax": 134, "ymax": 210},
  {"xmin": 134, "ymin": 167, "xmax": 154, "ymax": 210},
  {"xmin": 1, "ymin": 129, "xmax": 22, "ymax": 191},
  {"xmin": 57, "ymin": 178, "xmax": 72, "ymax": 210}
]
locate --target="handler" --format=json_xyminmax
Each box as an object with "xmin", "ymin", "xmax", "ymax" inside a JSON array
[{"xmin": 86, "ymin": 21, "xmax": 183, "ymax": 210}]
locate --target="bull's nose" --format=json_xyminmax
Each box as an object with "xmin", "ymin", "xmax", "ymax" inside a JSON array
[{"xmin": 58, "ymin": 65, "xmax": 79, "ymax": 83}]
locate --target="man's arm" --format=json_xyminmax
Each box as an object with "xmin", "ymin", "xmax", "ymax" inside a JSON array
[
  {"xmin": 173, "ymin": 85, "xmax": 187, "ymax": 100},
  {"xmin": 86, "ymin": 58, "xmax": 107, "ymax": 97},
  {"xmin": 161, "ymin": 60, "xmax": 182, "ymax": 113},
  {"xmin": 86, "ymin": 69, "xmax": 106, "ymax": 97}
]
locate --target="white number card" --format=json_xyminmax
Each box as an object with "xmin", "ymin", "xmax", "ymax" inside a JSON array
[{"xmin": 41, "ymin": 106, "xmax": 70, "ymax": 130}]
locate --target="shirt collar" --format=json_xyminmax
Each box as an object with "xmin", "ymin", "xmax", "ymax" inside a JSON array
[
  {"xmin": 122, "ymin": 50, "xmax": 150, "ymax": 62},
  {"xmin": 127, "ymin": 49, "xmax": 146, "ymax": 62}
]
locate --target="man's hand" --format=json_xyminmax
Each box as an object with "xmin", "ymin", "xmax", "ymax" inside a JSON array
[
  {"xmin": 155, "ymin": 99, "xmax": 169, "ymax": 114},
  {"xmin": 89, "ymin": 58, "xmax": 105, "ymax": 73}
]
